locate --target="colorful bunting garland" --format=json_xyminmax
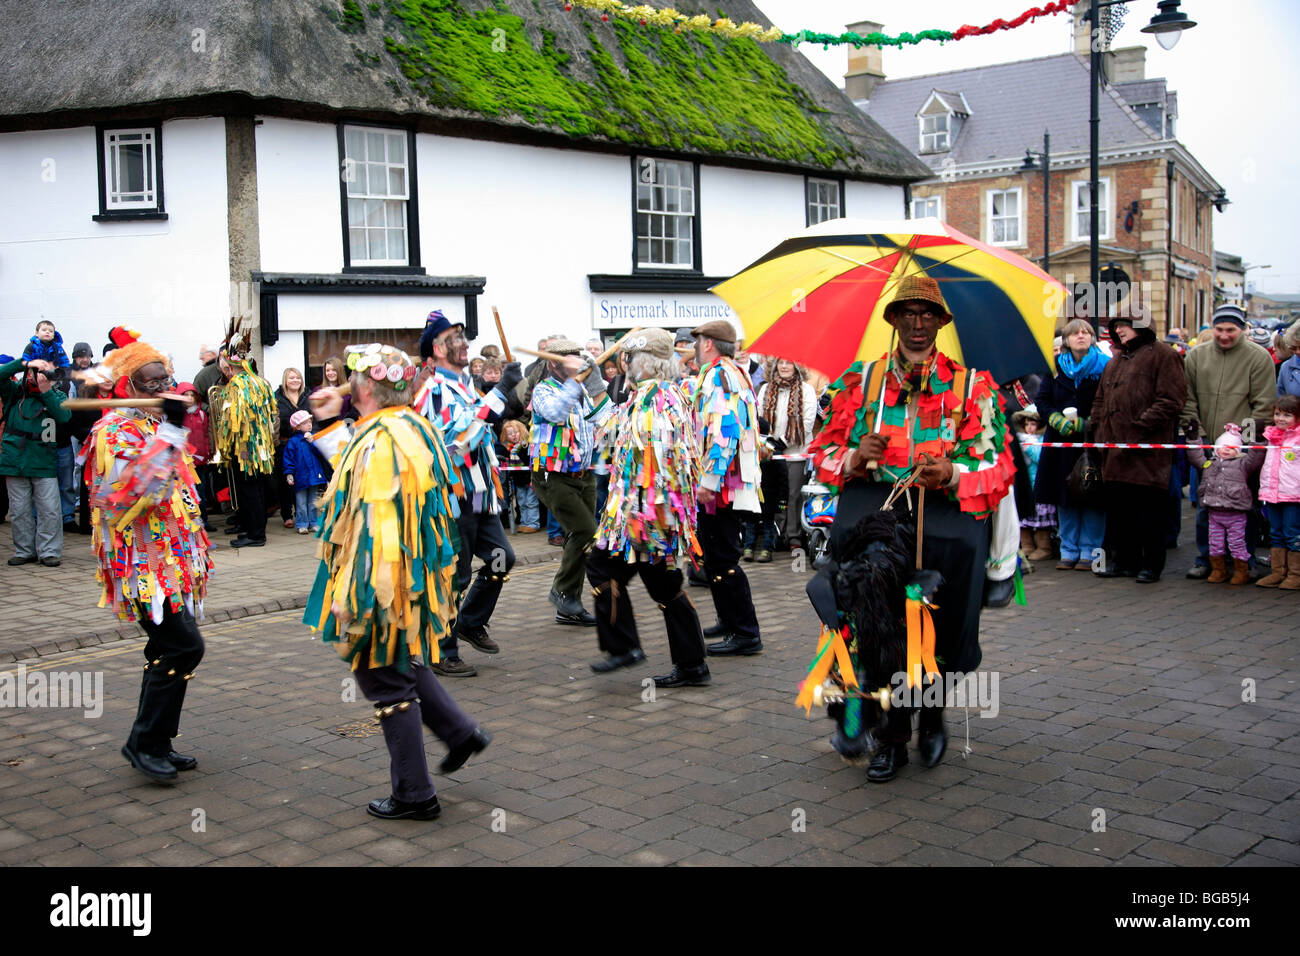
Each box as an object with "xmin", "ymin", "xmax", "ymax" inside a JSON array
[{"xmin": 561, "ymin": 0, "xmax": 1082, "ymax": 48}]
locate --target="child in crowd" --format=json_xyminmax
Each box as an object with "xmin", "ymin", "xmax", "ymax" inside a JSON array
[
  {"xmin": 498, "ymin": 418, "xmax": 539, "ymax": 532},
  {"xmin": 176, "ymin": 382, "xmax": 215, "ymax": 530},
  {"xmin": 1013, "ymin": 409, "xmax": 1056, "ymax": 561},
  {"xmin": 282, "ymin": 410, "xmax": 328, "ymax": 534},
  {"xmin": 1188, "ymin": 422, "xmax": 1265, "ymax": 585},
  {"xmin": 741, "ymin": 418, "xmax": 787, "ymax": 563},
  {"xmin": 22, "ymin": 320, "xmax": 71, "ymax": 369},
  {"xmin": 1257, "ymin": 394, "xmax": 1300, "ymax": 589}
]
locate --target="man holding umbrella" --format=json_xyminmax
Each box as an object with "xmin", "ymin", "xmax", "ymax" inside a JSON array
[{"xmin": 809, "ymin": 275, "xmax": 1014, "ymax": 782}]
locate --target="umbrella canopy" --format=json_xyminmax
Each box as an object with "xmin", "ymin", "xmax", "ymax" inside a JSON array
[{"xmin": 713, "ymin": 217, "xmax": 1063, "ymax": 384}]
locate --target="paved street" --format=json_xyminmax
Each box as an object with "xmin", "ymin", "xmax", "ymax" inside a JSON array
[{"xmin": 1, "ymin": 510, "xmax": 1297, "ymax": 866}]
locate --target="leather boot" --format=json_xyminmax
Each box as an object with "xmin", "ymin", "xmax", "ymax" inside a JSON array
[
  {"xmin": 1019, "ymin": 527, "xmax": 1035, "ymax": 554},
  {"xmin": 1229, "ymin": 558, "xmax": 1251, "ymax": 586},
  {"xmin": 1026, "ymin": 529, "xmax": 1054, "ymax": 561},
  {"xmin": 1256, "ymin": 547, "xmax": 1288, "ymax": 587},
  {"xmin": 1206, "ymin": 554, "xmax": 1228, "ymax": 583},
  {"xmin": 1279, "ymin": 551, "xmax": 1300, "ymax": 591}
]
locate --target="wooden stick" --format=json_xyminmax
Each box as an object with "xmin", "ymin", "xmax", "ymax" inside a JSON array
[
  {"xmin": 514, "ymin": 347, "xmax": 569, "ymax": 363},
  {"xmin": 62, "ymin": 397, "xmax": 164, "ymax": 410},
  {"xmin": 576, "ymin": 327, "xmax": 647, "ymax": 382},
  {"xmin": 309, "ymin": 382, "xmax": 352, "ymax": 406},
  {"xmin": 492, "ymin": 306, "xmax": 513, "ymax": 362}
]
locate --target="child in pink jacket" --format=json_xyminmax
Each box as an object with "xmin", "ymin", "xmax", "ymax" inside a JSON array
[{"xmin": 1257, "ymin": 394, "xmax": 1300, "ymax": 589}]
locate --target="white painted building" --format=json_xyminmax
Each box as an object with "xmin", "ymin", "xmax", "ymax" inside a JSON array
[{"xmin": 0, "ymin": 0, "xmax": 927, "ymax": 387}]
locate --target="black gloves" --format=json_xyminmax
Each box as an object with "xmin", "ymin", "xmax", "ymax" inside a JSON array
[
  {"xmin": 498, "ymin": 361, "xmax": 523, "ymax": 395},
  {"xmin": 162, "ymin": 397, "xmax": 187, "ymax": 427}
]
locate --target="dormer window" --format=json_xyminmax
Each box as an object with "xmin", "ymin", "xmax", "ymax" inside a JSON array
[
  {"xmin": 917, "ymin": 90, "xmax": 969, "ymax": 155},
  {"xmin": 920, "ymin": 114, "xmax": 949, "ymax": 152}
]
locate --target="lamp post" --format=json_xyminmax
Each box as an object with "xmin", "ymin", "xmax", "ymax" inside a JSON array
[
  {"xmin": 1242, "ymin": 262, "xmax": 1271, "ymax": 316},
  {"xmin": 1085, "ymin": 0, "xmax": 1196, "ymax": 333},
  {"xmin": 1021, "ymin": 131, "xmax": 1051, "ymax": 276}
]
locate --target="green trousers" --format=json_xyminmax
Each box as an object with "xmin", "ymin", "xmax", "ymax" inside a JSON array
[{"xmin": 532, "ymin": 470, "xmax": 597, "ymax": 599}]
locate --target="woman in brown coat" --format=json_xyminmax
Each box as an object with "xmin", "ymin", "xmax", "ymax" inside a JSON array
[{"xmin": 1090, "ymin": 315, "xmax": 1187, "ymax": 582}]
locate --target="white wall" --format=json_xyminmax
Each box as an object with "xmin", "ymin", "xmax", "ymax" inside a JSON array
[
  {"xmin": 0, "ymin": 119, "xmax": 230, "ymax": 379},
  {"xmin": 846, "ymin": 180, "xmax": 907, "ymax": 220},
  {"xmin": 256, "ymin": 118, "xmax": 346, "ymax": 274}
]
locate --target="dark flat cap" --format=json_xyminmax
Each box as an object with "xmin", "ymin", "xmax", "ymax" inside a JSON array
[{"xmin": 690, "ymin": 319, "xmax": 737, "ymax": 344}]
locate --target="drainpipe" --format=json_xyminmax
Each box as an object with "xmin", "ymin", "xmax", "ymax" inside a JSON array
[
  {"xmin": 1165, "ymin": 159, "xmax": 1174, "ymax": 337},
  {"xmin": 904, "ymin": 183, "xmax": 913, "ymax": 219}
]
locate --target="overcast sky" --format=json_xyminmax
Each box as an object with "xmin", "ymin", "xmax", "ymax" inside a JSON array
[{"xmin": 755, "ymin": 0, "xmax": 1300, "ymax": 295}]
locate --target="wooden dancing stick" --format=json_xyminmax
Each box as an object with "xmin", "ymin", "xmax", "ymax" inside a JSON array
[
  {"xmin": 514, "ymin": 347, "xmax": 571, "ymax": 363},
  {"xmin": 577, "ymin": 327, "xmax": 644, "ymax": 383},
  {"xmin": 309, "ymin": 381, "xmax": 353, "ymax": 406},
  {"xmin": 62, "ymin": 397, "xmax": 164, "ymax": 410},
  {"xmin": 492, "ymin": 306, "xmax": 514, "ymax": 362}
]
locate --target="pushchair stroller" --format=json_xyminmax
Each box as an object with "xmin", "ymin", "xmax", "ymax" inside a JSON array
[{"xmin": 801, "ymin": 480, "xmax": 837, "ymax": 568}]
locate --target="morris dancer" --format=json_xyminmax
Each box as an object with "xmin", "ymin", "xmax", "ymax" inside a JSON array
[
  {"xmin": 808, "ymin": 275, "xmax": 1013, "ymax": 782},
  {"xmin": 689, "ymin": 320, "xmax": 763, "ymax": 656},
  {"xmin": 529, "ymin": 339, "xmax": 614, "ymax": 626},
  {"xmin": 305, "ymin": 344, "xmax": 490, "ymax": 821},
  {"xmin": 587, "ymin": 329, "xmax": 709, "ymax": 686},
  {"xmin": 415, "ymin": 310, "xmax": 523, "ymax": 678},
  {"xmin": 212, "ymin": 320, "xmax": 277, "ymax": 548},
  {"xmin": 81, "ymin": 341, "xmax": 212, "ymax": 783}
]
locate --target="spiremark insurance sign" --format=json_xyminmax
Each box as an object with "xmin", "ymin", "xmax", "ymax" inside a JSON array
[{"xmin": 592, "ymin": 294, "xmax": 736, "ymax": 329}]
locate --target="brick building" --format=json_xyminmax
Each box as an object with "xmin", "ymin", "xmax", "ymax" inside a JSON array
[{"xmin": 848, "ymin": 8, "xmax": 1225, "ymax": 335}]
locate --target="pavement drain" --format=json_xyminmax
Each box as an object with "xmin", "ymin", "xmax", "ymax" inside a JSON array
[{"xmin": 331, "ymin": 718, "xmax": 381, "ymax": 739}]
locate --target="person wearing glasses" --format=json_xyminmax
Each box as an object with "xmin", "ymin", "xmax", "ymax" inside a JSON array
[{"xmin": 81, "ymin": 339, "xmax": 212, "ymax": 783}]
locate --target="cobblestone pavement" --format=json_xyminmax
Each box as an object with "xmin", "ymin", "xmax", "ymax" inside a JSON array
[{"xmin": 1, "ymin": 521, "xmax": 1297, "ymax": 866}]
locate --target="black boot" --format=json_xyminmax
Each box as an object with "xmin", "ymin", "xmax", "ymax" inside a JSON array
[{"xmin": 865, "ymin": 743, "xmax": 908, "ymax": 783}]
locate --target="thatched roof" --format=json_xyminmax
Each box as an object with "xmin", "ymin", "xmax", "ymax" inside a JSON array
[{"xmin": 0, "ymin": 0, "xmax": 929, "ymax": 181}]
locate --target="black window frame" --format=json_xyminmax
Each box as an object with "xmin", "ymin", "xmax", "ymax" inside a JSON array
[
  {"xmin": 337, "ymin": 121, "xmax": 424, "ymax": 275},
  {"xmin": 804, "ymin": 175, "xmax": 846, "ymax": 226},
  {"xmin": 631, "ymin": 155, "xmax": 702, "ymax": 275},
  {"xmin": 93, "ymin": 121, "xmax": 168, "ymax": 222}
]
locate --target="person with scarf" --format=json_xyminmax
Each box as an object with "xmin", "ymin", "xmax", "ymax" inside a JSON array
[
  {"xmin": 690, "ymin": 320, "xmax": 764, "ymax": 657},
  {"xmin": 415, "ymin": 310, "xmax": 523, "ymax": 677},
  {"xmin": 1033, "ymin": 318, "xmax": 1110, "ymax": 570},
  {"xmin": 587, "ymin": 329, "xmax": 709, "ymax": 686},
  {"xmin": 81, "ymin": 340, "xmax": 213, "ymax": 782},
  {"xmin": 305, "ymin": 344, "xmax": 490, "ymax": 820},
  {"xmin": 757, "ymin": 358, "xmax": 817, "ymax": 551},
  {"xmin": 807, "ymin": 275, "xmax": 1013, "ymax": 782}
]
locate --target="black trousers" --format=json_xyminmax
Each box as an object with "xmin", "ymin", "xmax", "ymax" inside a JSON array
[
  {"xmin": 443, "ymin": 508, "xmax": 515, "ymax": 657},
  {"xmin": 232, "ymin": 467, "xmax": 267, "ymax": 540},
  {"xmin": 696, "ymin": 505, "xmax": 760, "ymax": 639},
  {"xmin": 586, "ymin": 548, "xmax": 706, "ymax": 666},
  {"xmin": 829, "ymin": 480, "xmax": 992, "ymax": 745},
  {"xmin": 127, "ymin": 604, "xmax": 205, "ymax": 757},
  {"xmin": 1104, "ymin": 481, "xmax": 1169, "ymax": 576},
  {"xmin": 353, "ymin": 663, "xmax": 476, "ymax": 803}
]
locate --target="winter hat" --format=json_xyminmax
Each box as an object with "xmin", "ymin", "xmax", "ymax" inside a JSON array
[
  {"xmin": 886, "ymin": 275, "xmax": 951, "ymax": 320},
  {"xmin": 72, "ymin": 341, "xmax": 93, "ymax": 359},
  {"xmin": 289, "ymin": 410, "xmax": 312, "ymax": 430},
  {"xmin": 1214, "ymin": 422, "xmax": 1244, "ymax": 455},
  {"xmin": 1212, "ymin": 304, "xmax": 1247, "ymax": 328}
]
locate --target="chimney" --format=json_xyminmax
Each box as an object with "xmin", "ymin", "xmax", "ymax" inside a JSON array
[
  {"xmin": 1072, "ymin": 4, "xmax": 1112, "ymax": 57},
  {"xmin": 844, "ymin": 20, "xmax": 885, "ymax": 102},
  {"xmin": 1108, "ymin": 46, "xmax": 1146, "ymax": 83}
]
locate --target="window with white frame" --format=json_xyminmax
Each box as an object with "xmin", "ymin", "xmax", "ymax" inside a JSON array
[
  {"xmin": 806, "ymin": 178, "xmax": 842, "ymax": 225},
  {"xmin": 101, "ymin": 127, "xmax": 161, "ymax": 212},
  {"xmin": 343, "ymin": 126, "xmax": 411, "ymax": 266},
  {"xmin": 987, "ymin": 188, "xmax": 1021, "ymax": 245},
  {"xmin": 919, "ymin": 113, "xmax": 949, "ymax": 153},
  {"xmin": 1071, "ymin": 178, "xmax": 1112, "ymax": 242},
  {"xmin": 912, "ymin": 195, "xmax": 942, "ymax": 220},
  {"xmin": 636, "ymin": 157, "xmax": 695, "ymax": 270}
]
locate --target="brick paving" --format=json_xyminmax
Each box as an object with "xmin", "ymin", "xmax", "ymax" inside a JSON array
[{"xmin": 1, "ymin": 507, "xmax": 1297, "ymax": 866}]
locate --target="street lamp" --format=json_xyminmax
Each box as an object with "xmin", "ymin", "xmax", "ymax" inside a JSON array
[
  {"xmin": 1086, "ymin": 0, "xmax": 1196, "ymax": 333},
  {"xmin": 1020, "ymin": 131, "xmax": 1051, "ymax": 275}
]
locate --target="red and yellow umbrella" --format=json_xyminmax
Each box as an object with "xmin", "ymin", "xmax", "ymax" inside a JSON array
[{"xmin": 712, "ymin": 217, "xmax": 1064, "ymax": 384}]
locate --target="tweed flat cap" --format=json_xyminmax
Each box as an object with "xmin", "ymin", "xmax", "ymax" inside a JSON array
[{"xmin": 690, "ymin": 319, "xmax": 737, "ymax": 344}]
